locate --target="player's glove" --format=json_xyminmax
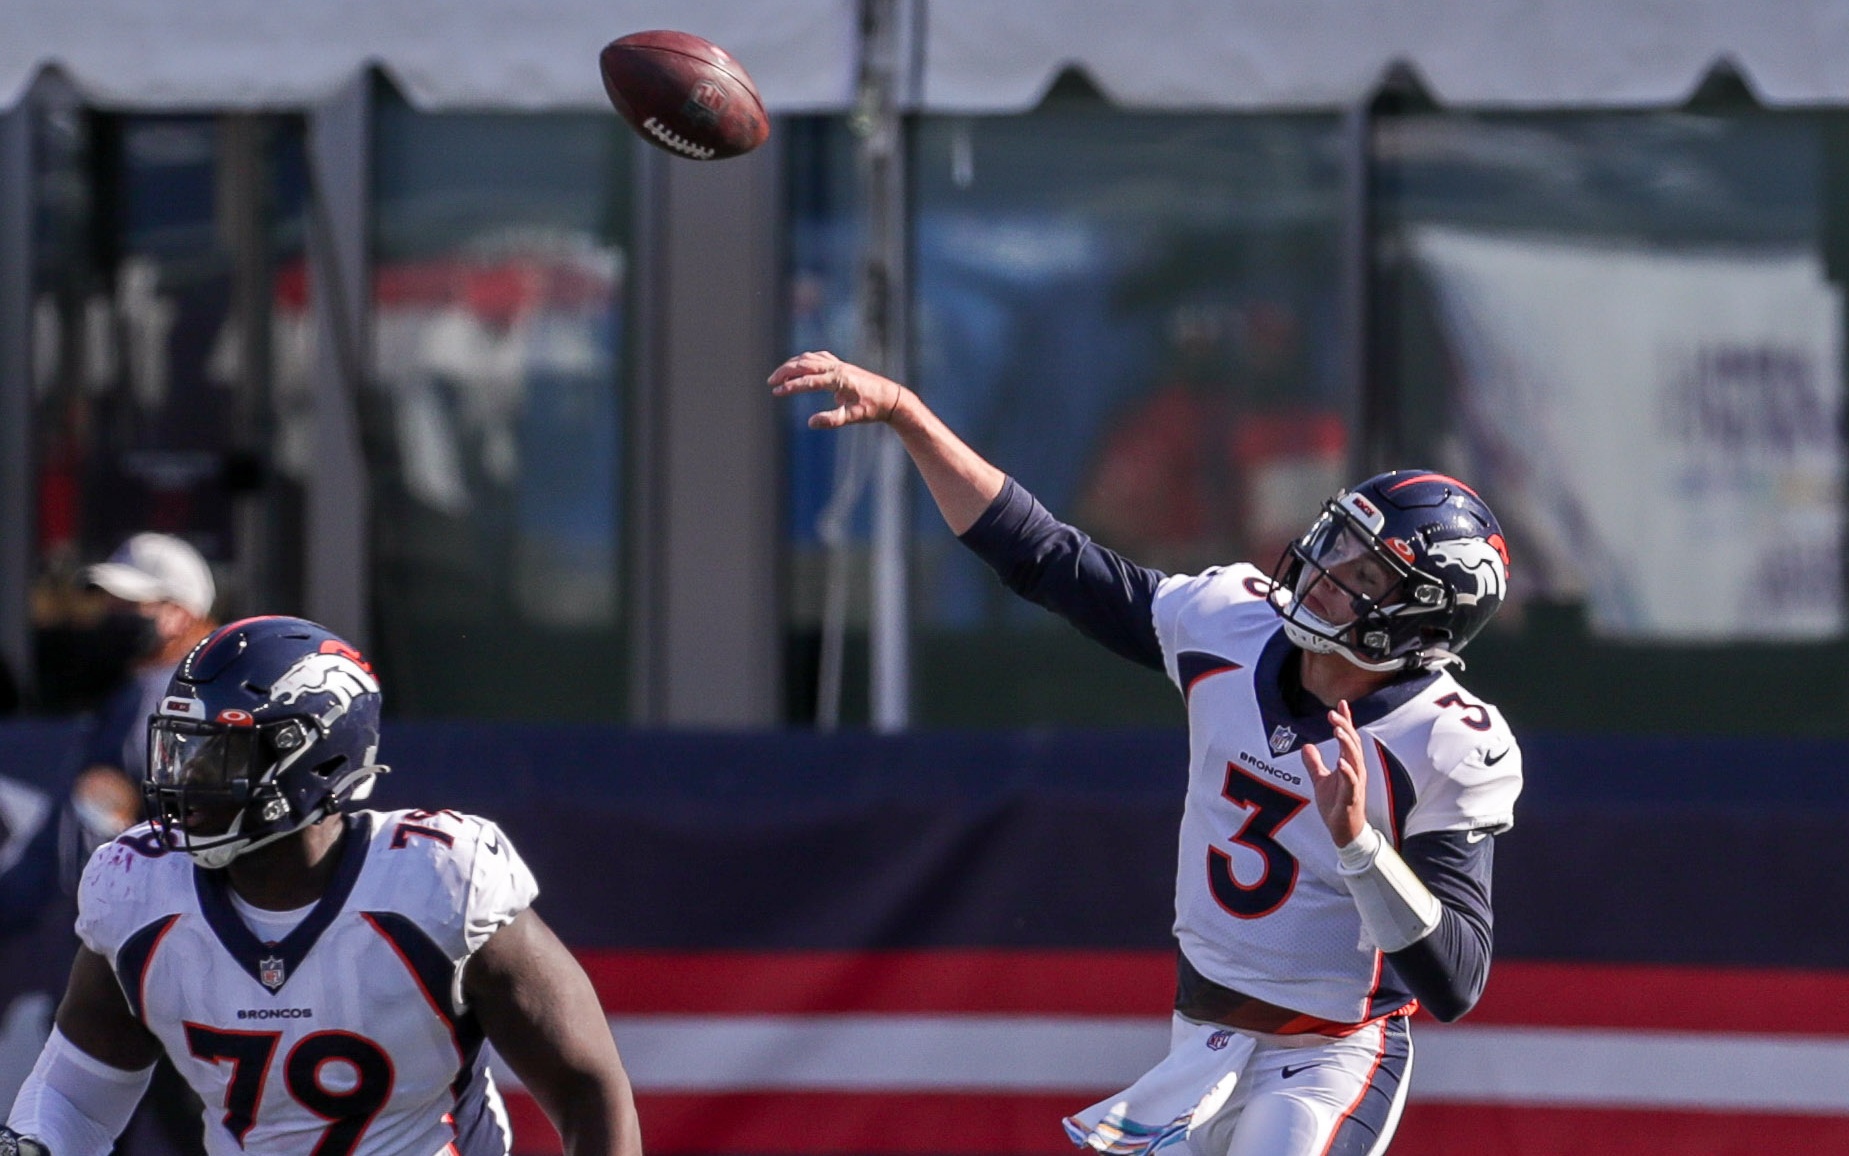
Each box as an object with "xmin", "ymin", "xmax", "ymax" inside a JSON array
[{"xmin": 0, "ymin": 1127, "xmax": 50, "ymax": 1156}]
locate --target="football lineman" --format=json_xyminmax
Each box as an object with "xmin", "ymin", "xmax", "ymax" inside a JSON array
[
  {"xmin": 3, "ymin": 617, "xmax": 642, "ymax": 1156},
  {"xmin": 771, "ymin": 351, "xmax": 1521, "ymax": 1156}
]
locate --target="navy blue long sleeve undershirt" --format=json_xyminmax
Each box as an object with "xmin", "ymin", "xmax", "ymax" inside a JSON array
[{"xmin": 957, "ymin": 477, "xmax": 1497, "ymax": 1021}]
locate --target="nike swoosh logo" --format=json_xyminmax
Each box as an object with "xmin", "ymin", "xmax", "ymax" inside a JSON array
[
  {"xmin": 1280, "ymin": 1063, "xmax": 1320, "ymax": 1079},
  {"xmin": 1466, "ymin": 829, "xmax": 1490, "ymax": 844},
  {"xmin": 1484, "ymin": 747, "xmax": 1511, "ymax": 765},
  {"xmin": 485, "ymin": 837, "xmax": 502, "ymax": 855}
]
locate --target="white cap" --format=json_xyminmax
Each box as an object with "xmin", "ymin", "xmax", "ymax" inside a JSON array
[{"xmin": 87, "ymin": 533, "xmax": 217, "ymax": 619}]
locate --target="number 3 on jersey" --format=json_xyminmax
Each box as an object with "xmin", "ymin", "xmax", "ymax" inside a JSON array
[{"xmin": 1207, "ymin": 762, "xmax": 1308, "ymax": 919}]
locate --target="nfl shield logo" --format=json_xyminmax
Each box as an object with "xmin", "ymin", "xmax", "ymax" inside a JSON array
[
  {"xmin": 258, "ymin": 956, "xmax": 286, "ymax": 990},
  {"xmin": 1268, "ymin": 725, "xmax": 1297, "ymax": 755}
]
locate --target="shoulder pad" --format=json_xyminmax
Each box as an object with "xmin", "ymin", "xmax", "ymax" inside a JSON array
[
  {"xmin": 365, "ymin": 809, "xmax": 538, "ymax": 958},
  {"xmin": 1372, "ymin": 679, "xmax": 1523, "ymax": 839},
  {"xmin": 75, "ymin": 824, "xmax": 190, "ymax": 959}
]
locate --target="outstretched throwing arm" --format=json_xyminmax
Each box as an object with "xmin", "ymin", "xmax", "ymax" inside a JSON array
[
  {"xmin": 769, "ymin": 350, "xmax": 1004, "ymax": 534},
  {"xmin": 770, "ymin": 349, "xmax": 1168, "ymax": 670}
]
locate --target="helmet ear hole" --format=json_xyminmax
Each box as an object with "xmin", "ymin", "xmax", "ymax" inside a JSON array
[{"xmin": 313, "ymin": 755, "xmax": 347, "ymax": 779}]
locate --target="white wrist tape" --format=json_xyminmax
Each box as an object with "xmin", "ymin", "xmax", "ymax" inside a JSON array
[
  {"xmin": 7, "ymin": 1028, "xmax": 154, "ymax": 1156},
  {"xmin": 1336, "ymin": 825, "xmax": 1443, "ymax": 953}
]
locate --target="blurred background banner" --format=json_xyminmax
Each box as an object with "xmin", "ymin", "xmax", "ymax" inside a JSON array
[
  {"xmin": 1410, "ymin": 227, "xmax": 1844, "ymax": 641},
  {"xmin": 11, "ymin": 724, "xmax": 1849, "ymax": 1154},
  {"xmin": 8, "ymin": 3, "xmax": 1849, "ymax": 1156}
]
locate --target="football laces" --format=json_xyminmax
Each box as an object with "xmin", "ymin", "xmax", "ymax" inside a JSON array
[{"xmin": 642, "ymin": 117, "xmax": 716, "ymax": 160}]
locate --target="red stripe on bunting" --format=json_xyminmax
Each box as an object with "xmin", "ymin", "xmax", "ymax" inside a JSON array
[
  {"xmin": 578, "ymin": 950, "xmax": 1849, "ymax": 1034},
  {"xmin": 1446, "ymin": 959, "xmax": 1849, "ymax": 1034}
]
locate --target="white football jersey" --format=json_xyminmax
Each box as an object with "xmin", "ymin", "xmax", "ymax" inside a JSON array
[
  {"xmin": 76, "ymin": 808, "xmax": 538, "ymax": 1156},
  {"xmin": 1152, "ymin": 564, "xmax": 1522, "ymax": 1024}
]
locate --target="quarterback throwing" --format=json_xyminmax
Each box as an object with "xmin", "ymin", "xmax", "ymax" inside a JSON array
[{"xmin": 772, "ymin": 351, "xmax": 1521, "ymax": 1156}]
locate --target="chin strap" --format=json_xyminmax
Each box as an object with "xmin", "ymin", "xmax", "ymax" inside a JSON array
[
  {"xmin": 332, "ymin": 763, "xmax": 390, "ymax": 803},
  {"xmin": 1335, "ymin": 825, "xmax": 1443, "ymax": 953},
  {"xmin": 1417, "ymin": 647, "xmax": 1466, "ymax": 671}
]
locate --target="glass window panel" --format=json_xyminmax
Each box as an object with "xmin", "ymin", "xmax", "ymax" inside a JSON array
[
  {"xmin": 1373, "ymin": 111, "xmax": 1847, "ymax": 735},
  {"xmin": 29, "ymin": 107, "xmax": 310, "ymax": 712},
  {"xmin": 784, "ymin": 108, "xmax": 1348, "ymax": 726},
  {"xmin": 369, "ymin": 89, "xmax": 632, "ymax": 720}
]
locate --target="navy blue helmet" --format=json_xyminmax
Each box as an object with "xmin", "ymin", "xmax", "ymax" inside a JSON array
[
  {"xmin": 145, "ymin": 616, "xmax": 387, "ymax": 867},
  {"xmin": 1270, "ymin": 470, "xmax": 1510, "ymax": 671}
]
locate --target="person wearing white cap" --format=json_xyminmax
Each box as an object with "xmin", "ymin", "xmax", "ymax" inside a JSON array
[
  {"xmin": 85, "ymin": 533, "xmax": 217, "ymax": 624},
  {"xmin": 75, "ymin": 534, "xmax": 219, "ymax": 840}
]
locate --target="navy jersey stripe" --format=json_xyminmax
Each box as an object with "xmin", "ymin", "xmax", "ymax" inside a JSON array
[
  {"xmin": 194, "ymin": 811, "xmax": 374, "ymax": 993},
  {"xmin": 361, "ymin": 910, "xmax": 485, "ymax": 1056},
  {"xmin": 1327, "ymin": 1016, "xmax": 1412, "ymax": 1156},
  {"xmin": 1372, "ymin": 739, "xmax": 1416, "ymax": 847},
  {"xmin": 448, "ymin": 1049, "xmax": 510, "ymax": 1156},
  {"xmin": 1254, "ymin": 631, "xmax": 1442, "ymax": 752},
  {"xmin": 114, "ymin": 913, "xmax": 181, "ymax": 1022},
  {"xmin": 364, "ymin": 910, "xmax": 497, "ymax": 1151},
  {"xmin": 1365, "ymin": 962, "xmax": 1413, "ymax": 1022},
  {"xmin": 1177, "ymin": 651, "xmax": 1243, "ymax": 699}
]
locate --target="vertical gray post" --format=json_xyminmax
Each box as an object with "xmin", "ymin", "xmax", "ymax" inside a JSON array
[
  {"xmin": 1338, "ymin": 98, "xmax": 1376, "ymax": 476},
  {"xmin": 217, "ymin": 113, "xmax": 274, "ymax": 615},
  {"xmin": 0, "ymin": 97, "xmax": 33, "ymax": 703},
  {"xmin": 627, "ymin": 149, "xmax": 668, "ymax": 724},
  {"xmin": 304, "ymin": 74, "xmax": 372, "ymax": 646},
  {"xmin": 859, "ymin": 0, "xmax": 917, "ymax": 732},
  {"xmin": 629, "ymin": 143, "xmax": 783, "ymax": 727}
]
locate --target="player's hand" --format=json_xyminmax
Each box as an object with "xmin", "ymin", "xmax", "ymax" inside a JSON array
[
  {"xmin": 769, "ymin": 350, "xmax": 904, "ymax": 429},
  {"xmin": 1300, "ymin": 700, "xmax": 1368, "ymax": 848}
]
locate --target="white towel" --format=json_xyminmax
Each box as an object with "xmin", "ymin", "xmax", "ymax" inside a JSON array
[{"xmin": 1064, "ymin": 1019, "xmax": 1256, "ymax": 1154}]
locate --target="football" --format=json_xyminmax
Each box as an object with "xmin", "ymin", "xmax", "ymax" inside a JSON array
[{"xmin": 599, "ymin": 30, "xmax": 770, "ymax": 161}]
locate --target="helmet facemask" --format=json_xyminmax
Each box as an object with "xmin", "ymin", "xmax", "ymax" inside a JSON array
[
  {"xmin": 145, "ymin": 617, "xmax": 390, "ymax": 869},
  {"xmin": 1271, "ymin": 498, "xmax": 1456, "ymax": 672},
  {"xmin": 146, "ymin": 716, "xmax": 348, "ymax": 869}
]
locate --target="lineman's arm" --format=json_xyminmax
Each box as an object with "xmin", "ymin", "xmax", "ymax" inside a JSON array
[
  {"xmin": 769, "ymin": 350, "xmax": 1003, "ymax": 534},
  {"xmin": 5, "ymin": 948, "xmax": 159, "ymax": 1156},
  {"xmin": 465, "ymin": 908, "xmax": 643, "ymax": 1156}
]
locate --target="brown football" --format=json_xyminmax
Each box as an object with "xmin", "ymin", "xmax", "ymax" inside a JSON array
[{"xmin": 599, "ymin": 30, "xmax": 770, "ymax": 161}]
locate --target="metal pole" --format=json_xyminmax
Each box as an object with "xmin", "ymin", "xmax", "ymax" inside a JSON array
[
  {"xmin": 0, "ymin": 96, "xmax": 34, "ymax": 705},
  {"xmin": 1339, "ymin": 97, "xmax": 1377, "ymax": 476},
  {"xmin": 627, "ymin": 145, "xmax": 669, "ymax": 724},
  {"xmin": 217, "ymin": 113, "xmax": 273, "ymax": 615},
  {"xmin": 304, "ymin": 73, "xmax": 372, "ymax": 647},
  {"xmin": 857, "ymin": 0, "xmax": 916, "ymax": 732}
]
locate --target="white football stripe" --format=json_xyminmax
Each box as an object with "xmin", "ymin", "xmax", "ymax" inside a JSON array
[{"xmin": 489, "ymin": 1016, "xmax": 1849, "ymax": 1114}]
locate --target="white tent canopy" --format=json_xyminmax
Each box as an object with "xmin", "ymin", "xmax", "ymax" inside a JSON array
[{"xmin": 8, "ymin": 0, "xmax": 1849, "ymax": 114}]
